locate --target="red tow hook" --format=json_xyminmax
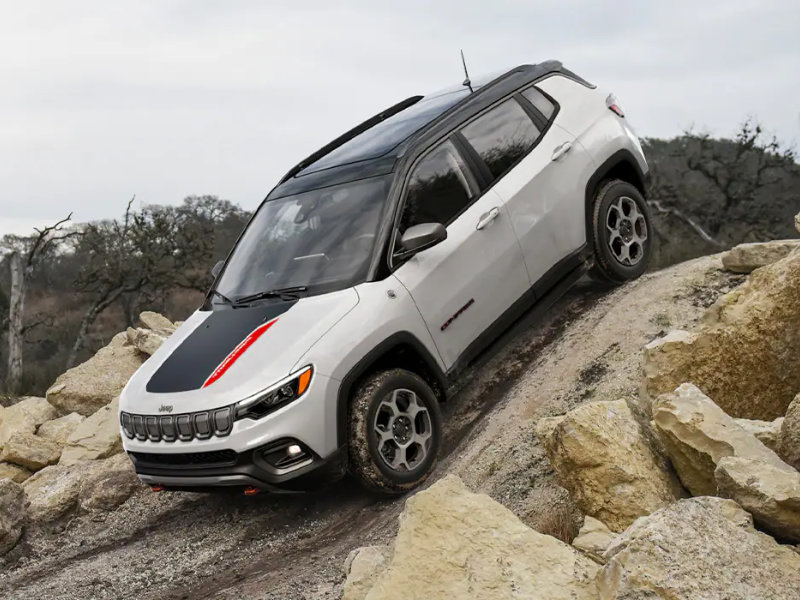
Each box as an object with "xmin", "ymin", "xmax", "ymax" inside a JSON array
[
  {"xmin": 243, "ymin": 486, "xmax": 261, "ymax": 496},
  {"xmin": 150, "ymin": 484, "xmax": 165, "ymax": 492}
]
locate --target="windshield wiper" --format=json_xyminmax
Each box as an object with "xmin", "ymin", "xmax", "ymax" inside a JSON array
[
  {"xmin": 233, "ymin": 286, "xmax": 308, "ymax": 305},
  {"xmin": 209, "ymin": 289, "xmax": 233, "ymax": 305}
]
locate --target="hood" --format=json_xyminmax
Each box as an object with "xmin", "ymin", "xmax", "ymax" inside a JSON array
[{"xmin": 121, "ymin": 288, "xmax": 358, "ymax": 414}]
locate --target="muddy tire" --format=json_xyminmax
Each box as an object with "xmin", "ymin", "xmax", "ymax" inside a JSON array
[
  {"xmin": 589, "ymin": 179, "xmax": 653, "ymax": 283},
  {"xmin": 347, "ymin": 369, "xmax": 442, "ymax": 495}
]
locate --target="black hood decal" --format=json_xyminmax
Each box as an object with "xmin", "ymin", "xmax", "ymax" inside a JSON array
[{"xmin": 146, "ymin": 302, "xmax": 296, "ymax": 394}]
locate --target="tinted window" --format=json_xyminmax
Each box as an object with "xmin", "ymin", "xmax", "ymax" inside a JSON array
[
  {"xmin": 400, "ymin": 140, "xmax": 473, "ymax": 232},
  {"xmin": 461, "ymin": 99, "xmax": 540, "ymax": 180},
  {"xmin": 522, "ymin": 86, "xmax": 555, "ymax": 120},
  {"xmin": 302, "ymin": 91, "xmax": 470, "ymax": 175},
  {"xmin": 299, "ymin": 71, "xmax": 506, "ymax": 176}
]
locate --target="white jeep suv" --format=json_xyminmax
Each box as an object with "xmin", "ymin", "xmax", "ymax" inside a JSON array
[{"xmin": 119, "ymin": 60, "xmax": 651, "ymax": 495}]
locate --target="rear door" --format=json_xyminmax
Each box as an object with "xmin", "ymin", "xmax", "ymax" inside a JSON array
[
  {"xmin": 391, "ymin": 139, "xmax": 529, "ymax": 370},
  {"xmin": 459, "ymin": 87, "xmax": 592, "ymax": 287}
]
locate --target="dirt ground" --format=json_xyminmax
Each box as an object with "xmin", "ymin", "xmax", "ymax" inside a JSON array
[{"xmin": 0, "ymin": 254, "xmax": 744, "ymax": 600}]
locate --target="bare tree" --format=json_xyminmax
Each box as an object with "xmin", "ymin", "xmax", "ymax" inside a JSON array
[
  {"xmin": 67, "ymin": 199, "xmax": 142, "ymax": 367},
  {"xmin": 67, "ymin": 197, "xmax": 232, "ymax": 366},
  {"xmin": 2, "ymin": 214, "xmax": 75, "ymax": 394},
  {"xmin": 685, "ymin": 118, "xmax": 795, "ymax": 214},
  {"xmin": 646, "ymin": 118, "xmax": 797, "ymax": 246}
]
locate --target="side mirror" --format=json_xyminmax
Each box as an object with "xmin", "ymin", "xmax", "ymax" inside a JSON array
[
  {"xmin": 211, "ymin": 260, "xmax": 224, "ymax": 279},
  {"xmin": 397, "ymin": 223, "xmax": 447, "ymax": 258}
]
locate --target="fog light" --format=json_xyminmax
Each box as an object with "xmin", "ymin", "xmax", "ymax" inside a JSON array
[
  {"xmin": 260, "ymin": 440, "xmax": 312, "ymax": 472},
  {"xmin": 287, "ymin": 444, "xmax": 302, "ymax": 457}
]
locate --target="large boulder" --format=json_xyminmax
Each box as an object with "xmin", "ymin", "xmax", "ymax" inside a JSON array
[
  {"xmin": 343, "ymin": 546, "xmax": 391, "ymax": 600},
  {"xmin": 348, "ymin": 475, "xmax": 599, "ymax": 600},
  {"xmin": 721, "ymin": 239, "xmax": 800, "ymax": 273},
  {"xmin": 37, "ymin": 412, "xmax": 86, "ymax": 447},
  {"xmin": 59, "ymin": 397, "xmax": 123, "ymax": 465},
  {"xmin": 715, "ymin": 456, "xmax": 800, "ymax": 542},
  {"xmin": 0, "ymin": 406, "xmax": 34, "ymax": 450},
  {"xmin": 46, "ymin": 332, "xmax": 145, "ymax": 416},
  {"xmin": 735, "ymin": 417, "xmax": 784, "ymax": 453},
  {"xmin": 0, "ymin": 462, "xmax": 33, "ymax": 483},
  {"xmin": 139, "ymin": 311, "xmax": 175, "ymax": 331},
  {"xmin": 0, "ymin": 479, "xmax": 26, "ymax": 555},
  {"xmin": 23, "ymin": 464, "xmax": 86, "ymax": 522},
  {"xmin": 779, "ymin": 394, "xmax": 800, "ymax": 471},
  {"xmin": 795, "ymin": 210, "xmax": 800, "ymax": 233},
  {"xmin": 598, "ymin": 497, "xmax": 800, "ymax": 599},
  {"xmin": 641, "ymin": 249, "xmax": 800, "ymax": 420},
  {"xmin": 0, "ymin": 397, "xmax": 57, "ymax": 449},
  {"xmin": 544, "ymin": 399, "xmax": 683, "ymax": 532},
  {"xmin": 126, "ymin": 311, "xmax": 176, "ymax": 355},
  {"xmin": 126, "ymin": 327, "xmax": 169, "ymax": 356},
  {"xmin": 0, "ymin": 432, "xmax": 61, "ymax": 470},
  {"xmin": 534, "ymin": 415, "xmax": 565, "ymax": 441},
  {"xmin": 572, "ymin": 516, "xmax": 616, "ymax": 564},
  {"xmin": 653, "ymin": 383, "xmax": 787, "ymax": 496},
  {"xmin": 78, "ymin": 453, "xmax": 140, "ymax": 511},
  {"xmin": 6, "ymin": 397, "xmax": 58, "ymax": 427}
]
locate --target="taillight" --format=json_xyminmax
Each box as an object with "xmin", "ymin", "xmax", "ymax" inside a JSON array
[{"xmin": 606, "ymin": 94, "xmax": 625, "ymax": 118}]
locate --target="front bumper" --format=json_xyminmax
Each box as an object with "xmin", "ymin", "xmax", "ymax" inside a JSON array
[
  {"xmin": 121, "ymin": 370, "xmax": 345, "ymax": 492},
  {"xmin": 130, "ymin": 443, "xmax": 347, "ymax": 493}
]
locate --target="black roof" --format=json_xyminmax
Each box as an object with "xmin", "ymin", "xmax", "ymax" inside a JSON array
[{"xmin": 267, "ymin": 60, "xmax": 567, "ymax": 200}]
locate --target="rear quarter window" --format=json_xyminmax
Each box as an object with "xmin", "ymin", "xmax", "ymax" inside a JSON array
[{"xmin": 521, "ymin": 86, "xmax": 556, "ymax": 120}]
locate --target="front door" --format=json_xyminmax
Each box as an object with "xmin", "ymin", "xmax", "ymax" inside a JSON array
[{"xmin": 391, "ymin": 139, "xmax": 529, "ymax": 370}]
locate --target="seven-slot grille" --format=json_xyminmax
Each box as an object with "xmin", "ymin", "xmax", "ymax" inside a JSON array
[{"xmin": 120, "ymin": 406, "xmax": 234, "ymax": 443}]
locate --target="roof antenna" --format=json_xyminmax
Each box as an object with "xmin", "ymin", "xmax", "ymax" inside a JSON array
[{"xmin": 460, "ymin": 49, "xmax": 473, "ymax": 93}]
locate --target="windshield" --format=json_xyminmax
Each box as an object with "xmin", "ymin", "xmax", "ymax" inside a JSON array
[{"xmin": 215, "ymin": 175, "xmax": 391, "ymax": 300}]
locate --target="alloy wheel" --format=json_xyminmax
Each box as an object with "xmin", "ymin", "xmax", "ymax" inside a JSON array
[
  {"xmin": 372, "ymin": 388, "xmax": 433, "ymax": 472},
  {"xmin": 606, "ymin": 195, "xmax": 648, "ymax": 266}
]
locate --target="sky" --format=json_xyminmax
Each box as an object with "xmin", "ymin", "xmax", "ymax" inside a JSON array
[{"xmin": 1, "ymin": 0, "xmax": 799, "ymax": 236}]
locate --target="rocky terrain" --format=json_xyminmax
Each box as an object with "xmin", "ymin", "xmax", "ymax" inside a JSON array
[
  {"xmin": 1, "ymin": 217, "xmax": 799, "ymax": 599},
  {"xmin": 345, "ymin": 219, "xmax": 800, "ymax": 599}
]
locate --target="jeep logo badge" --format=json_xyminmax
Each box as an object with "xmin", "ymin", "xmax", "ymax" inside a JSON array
[{"xmin": 158, "ymin": 404, "xmax": 173, "ymax": 413}]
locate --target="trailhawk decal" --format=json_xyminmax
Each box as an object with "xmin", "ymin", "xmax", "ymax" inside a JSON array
[
  {"xmin": 440, "ymin": 298, "xmax": 475, "ymax": 331},
  {"xmin": 146, "ymin": 302, "xmax": 296, "ymax": 394},
  {"xmin": 203, "ymin": 318, "xmax": 278, "ymax": 388}
]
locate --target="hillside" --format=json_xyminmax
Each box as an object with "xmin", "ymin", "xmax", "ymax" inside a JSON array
[{"xmin": 4, "ymin": 242, "xmax": 794, "ymax": 598}]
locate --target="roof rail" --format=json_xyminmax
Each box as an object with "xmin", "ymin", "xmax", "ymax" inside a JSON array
[{"xmin": 278, "ymin": 95, "xmax": 424, "ymax": 183}]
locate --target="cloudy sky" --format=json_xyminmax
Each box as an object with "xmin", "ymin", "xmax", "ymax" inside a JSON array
[{"xmin": 1, "ymin": 0, "xmax": 798, "ymax": 236}]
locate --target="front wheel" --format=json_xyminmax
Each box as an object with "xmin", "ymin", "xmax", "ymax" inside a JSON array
[
  {"xmin": 589, "ymin": 179, "xmax": 653, "ymax": 283},
  {"xmin": 348, "ymin": 369, "xmax": 442, "ymax": 495}
]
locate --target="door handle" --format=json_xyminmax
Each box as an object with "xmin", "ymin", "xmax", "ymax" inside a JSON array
[
  {"xmin": 476, "ymin": 207, "xmax": 500, "ymax": 230},
  {"xmin": 551, "ymin": 141, "xmax": 573, "ymax": 161}
]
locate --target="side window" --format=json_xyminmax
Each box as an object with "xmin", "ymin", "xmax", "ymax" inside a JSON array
[
  {"xmin": 460, "ymin": 98, "xmax": 541, "ymax": 180},
  {"xmin": 399, "ymin": 140, "xmax": 474, "ymax": 233},
  {"xmin": 521, "ymin": 86, "xmax": 556, "ymax": 120}
]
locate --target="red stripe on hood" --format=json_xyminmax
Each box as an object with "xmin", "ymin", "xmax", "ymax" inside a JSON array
[{"xmin": 202, "ymin": 318, "xmax": 278, "ymax": 388}]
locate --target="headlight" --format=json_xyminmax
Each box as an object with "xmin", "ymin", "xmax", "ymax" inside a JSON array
[{"xmin": 234, "ymin": 366, "xmax": 313, "ymax": 420}]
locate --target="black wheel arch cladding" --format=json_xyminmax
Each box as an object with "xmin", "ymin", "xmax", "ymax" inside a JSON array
[
  {"xmin": 584, "ymin": 149, "xmax": 648, "ymax": 242},
  {"xmin": 336, "ymin": 331, "xmax": 447, "ymax": 448}
]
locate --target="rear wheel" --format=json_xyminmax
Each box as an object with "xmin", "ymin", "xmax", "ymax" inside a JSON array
[
  {"xmin": 348, "ymin": 369, "xmax": 442, "ymax": 495},
  {"xmin": 589, "ymin": 179, "xmax": 653, "ymax": 283}
]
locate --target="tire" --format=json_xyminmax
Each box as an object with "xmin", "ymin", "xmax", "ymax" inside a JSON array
[
  {"xmin": 589, "ymin": 179, "xmax": 653, "ymax": 283},
  {"xmin": 348, "ymin": 368, "xmax": 442, "ymax": 495}
]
